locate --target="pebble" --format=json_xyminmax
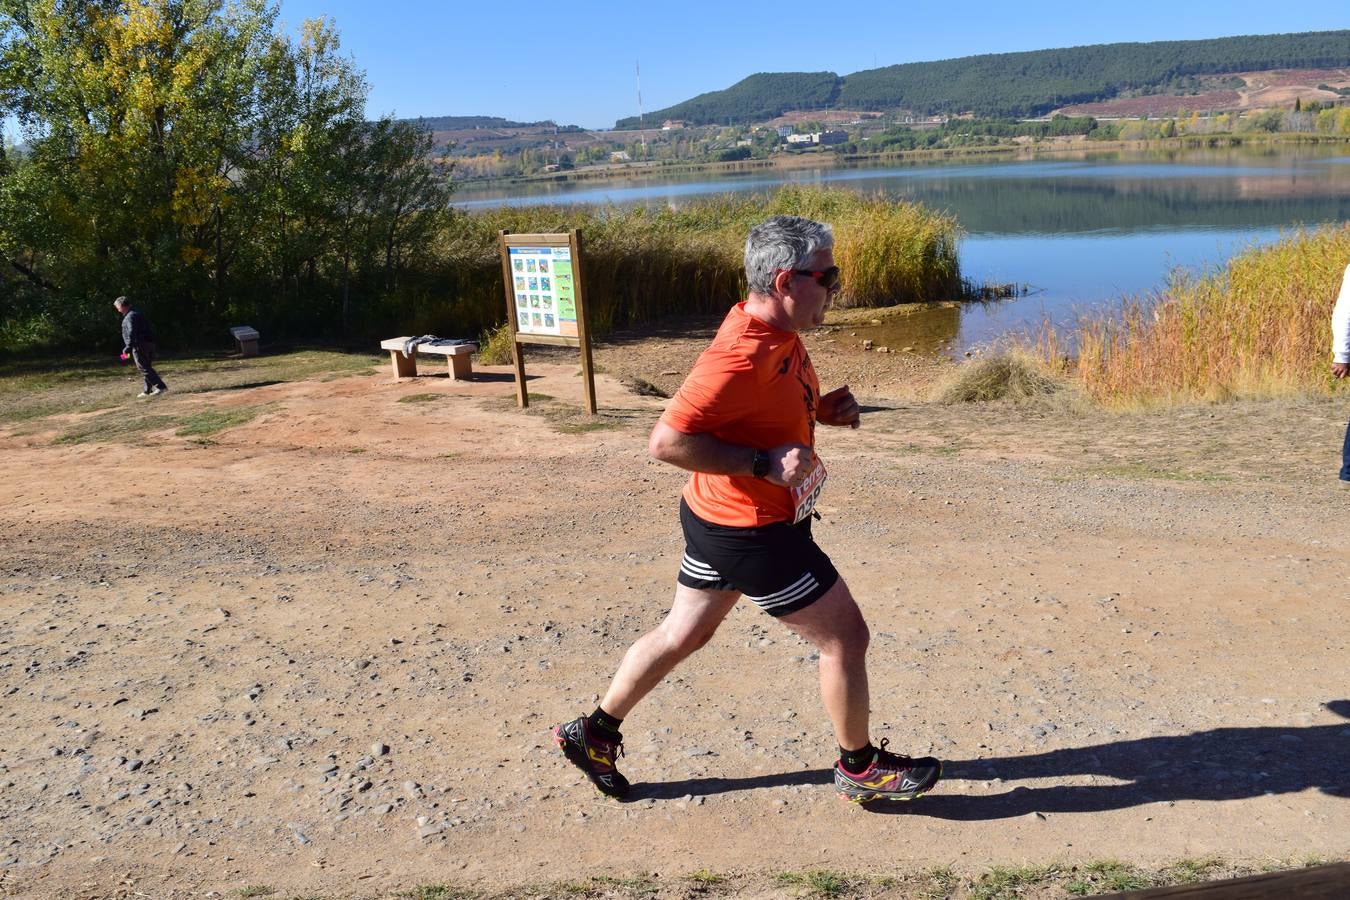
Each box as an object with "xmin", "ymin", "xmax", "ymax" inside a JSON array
[{"xmin": 371, "ymin": 742, "xmax": 389, "ymax": 756}]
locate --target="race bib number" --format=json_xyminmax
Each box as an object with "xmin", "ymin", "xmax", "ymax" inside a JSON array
[{"xmin": 791, "ymin": 460, "xmax": 828, "ymax": 524}]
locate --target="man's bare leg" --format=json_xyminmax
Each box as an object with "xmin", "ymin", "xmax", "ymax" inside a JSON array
[
  {"xmin": 777, "ymin": 577, "xmax": 871, "ymax": 750},
  {"xmin": 600, "ymin": 584, "xmax": 741, "ymax": 718}
]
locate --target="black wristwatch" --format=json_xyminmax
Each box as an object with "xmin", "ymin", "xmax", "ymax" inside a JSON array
[{"xmin": 751, "ymin": 448, "xmax": 771, "ymax": 479}]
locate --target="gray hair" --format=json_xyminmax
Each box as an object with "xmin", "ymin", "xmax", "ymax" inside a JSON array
[
  {"xmin": 113, "ymin": 296, "xmax": 130, "ymax": 308},
  {"xmin": 744, "ymin": 215, "xmax": 834, "ymax": 295}
]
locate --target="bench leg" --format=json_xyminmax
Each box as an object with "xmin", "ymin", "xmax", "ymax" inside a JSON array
[
  {"xmin": 389, "ymin": 350, "xmax": 417, "ymax": 380},
  {"xmin": 448, "ymin": 354, "xmax": 473, "ymax": 381}
]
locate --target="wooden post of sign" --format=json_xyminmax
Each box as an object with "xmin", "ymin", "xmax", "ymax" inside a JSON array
[
  {"xmin": 571, "ymin": 229, "xmax": 597, "ymax": 415},
  {"xmin": 497, "ymin": 229, "xmax": 597, "ymax": 414},
  {"xmin": 497, "ymin": 229, "xmax": 529, "ymax": 409}
]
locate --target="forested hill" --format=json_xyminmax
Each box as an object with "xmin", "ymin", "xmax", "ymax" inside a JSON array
[
  {"xmin": 406, "ymin": 115, "xmax": 557, "ymax": 130},
  {"xmin": 613, "ymin": 30, "xmax": 1350, "ymax": 128}
]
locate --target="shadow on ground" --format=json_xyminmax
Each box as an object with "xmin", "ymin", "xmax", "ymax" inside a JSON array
[{"xmin": 629, "ymin": 701, "xmax": 1350, "ymax": 819}]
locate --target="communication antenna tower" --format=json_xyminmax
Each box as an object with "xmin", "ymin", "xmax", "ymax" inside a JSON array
[{"xmin": 636, "ymin": 60, "xmax": 645, "ymax": 149}]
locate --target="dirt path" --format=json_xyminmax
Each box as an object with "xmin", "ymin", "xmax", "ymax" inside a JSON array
[{"xmin": 1, "ymin": 338, "xmax": 1348, "ymax": 898}]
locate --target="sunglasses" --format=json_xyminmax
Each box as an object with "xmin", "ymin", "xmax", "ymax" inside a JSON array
[{"xmin": 788, "ymin": 266, "xmax": 841, "ymax": 293}]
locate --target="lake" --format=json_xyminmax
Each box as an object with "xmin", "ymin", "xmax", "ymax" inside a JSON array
[{"xmin": 453, "ymin": 145, "xmax": 1350, "ymax": 355}]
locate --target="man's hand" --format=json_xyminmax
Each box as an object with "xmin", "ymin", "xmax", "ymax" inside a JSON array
[
  {"xmin": 817, "ymin": 385, "xmax": 860, "ymax": 429},
  {"xmin": 1334, "ymin": 362, "xmax": 1349, "ymax": 380},
  {"xmin": 767, "ymin": 443, "xmax": 815, "ymax": 488}
]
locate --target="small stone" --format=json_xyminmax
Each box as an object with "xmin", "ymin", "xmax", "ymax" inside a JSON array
[
  {"xmin": 371, "ymin": 742, "xmax": 389, "ymax": 757},
  {"xmin": 124, "ymin": 759, "xmax": 143, "ymax": 773},
  {"xmin": 417, "ymin": 824, "xmax": 444, "ymax": 839}
]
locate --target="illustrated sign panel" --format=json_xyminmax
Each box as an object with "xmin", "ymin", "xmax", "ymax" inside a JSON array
[{"xmin": 508, "ymin": 246, "xmax": 578, "ymax": 338}]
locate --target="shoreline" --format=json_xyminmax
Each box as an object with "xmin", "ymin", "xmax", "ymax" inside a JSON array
[{"xmin": 452, "ymin": 133, "xmax": 1350, "ymax": 192}]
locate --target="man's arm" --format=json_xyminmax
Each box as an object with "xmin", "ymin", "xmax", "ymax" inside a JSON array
[
  {"xmin": 648, "ymin": 421, "xmax": 815, "ymax": 488},
  {"xmin": 121, "ymin": 314, "xmax": 134, "ymax": 353},
  {"xmin": 1332, "ymin": 265, "xmax": 1350, "ymax": 379}
]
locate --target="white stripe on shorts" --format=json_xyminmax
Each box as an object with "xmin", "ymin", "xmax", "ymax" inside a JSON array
[
  {"xmin": 746, "ymin": 572, "xmax": 819, "ymax": 610},
  {"xmin": 680, "ymin": 553, "xmax": 722, "ymax": 582}
]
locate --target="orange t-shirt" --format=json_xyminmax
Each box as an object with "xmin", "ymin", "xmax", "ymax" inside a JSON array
[{"xmin": 660, "ymin": 302, "xmax": 819, "ymax": 527}]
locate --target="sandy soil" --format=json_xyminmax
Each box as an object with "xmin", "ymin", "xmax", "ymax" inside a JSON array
[{"xmin": 1, "ymin": 330, "xmax": 1348, "ymax": 899}]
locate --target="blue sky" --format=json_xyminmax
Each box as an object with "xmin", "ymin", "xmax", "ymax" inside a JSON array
[{"xmin": 272, "ymin": 1, "xmax": 1346, "ymax": 129}]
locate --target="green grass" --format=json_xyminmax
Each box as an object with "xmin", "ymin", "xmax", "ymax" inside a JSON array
[
  {"xmin": 480, "ymin": 393, "xmax": 629, "ymax": 435},
  {"xmin": 774, "ymin": 870, "xmax": 853, "ymax": 898},
  {"xmin": 395, "ymin": 887, "xmax": 478, "ymax": 900},
  {"xmin": 0, "ymin": 349, "xmax": 376, "ymax": 427},
  {"xmin": 1065, "ymin": 860, "xmax": 1151, "ymax": 895},
  {"xmin": 1079, "ymin": 464, "xmax": 1233, "ymax": 483},
  {"xmin": 397, "ymin": 393, "xmax": 443, "ymax": 404},
  {"xmin": 52, "ymin": 412, "xmax": 180, "ymax": 445},
  {"xmin": 968, "ymin": 864, "xmax": 1061, "ymax": 900},
  {"xmin": 175, "ymin": 405, "xmax": 271, "ymax": 436},
  {"xmin": 199, "ymin": 857, "xmax": 1346, "ymax": 899}
]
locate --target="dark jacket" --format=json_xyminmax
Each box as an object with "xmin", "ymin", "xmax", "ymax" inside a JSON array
[{"xmin": 120, "ymin": 308, "xmax": 155, "ymax": 353}]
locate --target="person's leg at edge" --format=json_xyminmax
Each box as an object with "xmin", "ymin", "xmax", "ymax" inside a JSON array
[
  {"xmin": 778, "ymin": 576, "xmax": 942, "ymax": 802},
  {"xmin": 132, "ymin": 347, "xmax": 154, "ymax": 394},
  {"xmin": 600, "ymin": 583, "xmax": 741, "ymax": 719},
  {"xmin": 776, "ymin": 577, "xmax": 871, "ymax": 751},
  {"xmin": 553, "ymin": 583, "xmax": 739, "ymax": 797},
  {"xmin": 1341, "ymin": 418, "xmax": 1350, "ymax": 482}
]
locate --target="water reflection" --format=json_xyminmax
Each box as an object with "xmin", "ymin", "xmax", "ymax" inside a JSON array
[{"xmin": 455, "ymin": 146, "xmax": 1350, "ymax": 356}]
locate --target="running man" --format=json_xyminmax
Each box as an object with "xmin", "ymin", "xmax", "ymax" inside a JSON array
[{"xmin": 553, "ymin": 215, "xmax": 942, "ymax": 804}]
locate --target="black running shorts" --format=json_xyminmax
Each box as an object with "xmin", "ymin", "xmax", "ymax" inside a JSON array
[{"xmin": 677, "ymin": 498, "xmax": 839, "ymax": 617}]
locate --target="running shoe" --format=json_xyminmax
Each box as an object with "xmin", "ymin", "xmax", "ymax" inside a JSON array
[
  {"xmin": 552, "ymin": 716, "xmax": 629, "ymax": 799},
  {"xmin": 834, "ymin": 738, "xmax": 941, "ymax": 803}
]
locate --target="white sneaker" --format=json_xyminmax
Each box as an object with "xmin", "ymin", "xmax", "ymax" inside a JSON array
[
  {"xmin": 152, "ymin": 386, "xmax": 168, "ymax": 395},
  {"xmin": 137, "ymin": 392, "xmax": 152, "ymax": 398}
]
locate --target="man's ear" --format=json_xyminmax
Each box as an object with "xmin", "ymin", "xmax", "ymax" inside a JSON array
[{"xmin": 772, "ymin": 268, "xmax": 792, "ymax": 296}]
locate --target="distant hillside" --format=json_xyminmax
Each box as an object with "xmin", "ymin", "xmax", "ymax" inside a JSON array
[
  {"xmin": 614, "ymin": 30, "xmax": 1350, "ymax": 128},
  {"xmin": 405, "ymin": 115, "xmax": 561, "ymax": 131}
]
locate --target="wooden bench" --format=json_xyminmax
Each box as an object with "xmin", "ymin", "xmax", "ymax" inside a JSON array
[
  {"xmin": 380, "ymin": 337, "xmax": 478, "ymax": 381},
  {"xmin": 230, "ymin": 326, "xmax": 260, "ymax": 357}
]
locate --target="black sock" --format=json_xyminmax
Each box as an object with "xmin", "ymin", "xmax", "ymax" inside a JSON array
[
  {"xmin": 840, "ymin": 743, "xmax": 875, "ymax": 774},
  {"xmin": 588, "ymin": 707, "xmax": 623, "ymax": 739}
]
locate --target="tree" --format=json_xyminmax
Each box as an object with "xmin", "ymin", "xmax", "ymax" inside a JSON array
[
  {"xmin": 1, "ymin": 2, "xmax": 453, "ymax": 345},
  {"xmin": 0, "ymin": 0, "xmax": 277, "ymax": 338}
]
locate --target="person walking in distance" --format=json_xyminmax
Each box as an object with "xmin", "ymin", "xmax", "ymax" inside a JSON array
[
  {"xmin": 114, "ymin": 296, "xmax": 167, "ymax": 398},
  {"xmin": 1331, "ymin": 260, "xmax": 1350, "ymax": 483},
  {"xmin": 552, "ymin": 215, "xmax": 942, "ymax": 803}
]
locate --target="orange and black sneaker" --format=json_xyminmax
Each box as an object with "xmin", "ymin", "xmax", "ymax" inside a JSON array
[
  {"xmin": 833, "ymin": 739, "xmax": 941, "ymax": 803},
  {"xmin": 552, "ymin": 716, "xmax": 630, "ymax": 799}
]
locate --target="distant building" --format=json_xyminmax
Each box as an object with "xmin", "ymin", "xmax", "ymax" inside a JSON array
[
  {"xmin": 661, "ymin": 119, "xmax": 686, "ymax": 130},
  {"xmin": 786, "ymin": 130, "xmax": 849, "ymax": 146},
  {"xmin": 610, "ymin": 150, "xmax": 631, "ymax": 161},
  {"xmin": 776, "ymin": 125, "xmax": 794, "ymax": 138}
]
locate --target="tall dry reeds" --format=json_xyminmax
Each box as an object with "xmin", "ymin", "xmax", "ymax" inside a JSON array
[
  {"xmin": 420, "ymin": 188, "xmax": 965, "ymax": 342},
  {"xmin": 1041, "ymin": 224, "xmax": 1350, "ymax": 407}
]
